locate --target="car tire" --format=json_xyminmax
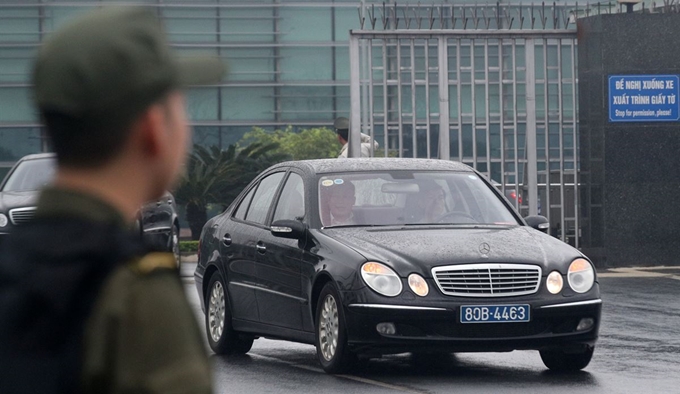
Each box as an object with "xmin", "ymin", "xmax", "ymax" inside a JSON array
[
  {"xmin": 315, "ymin": 282, "xmax": 355, "ymax": 374},
  {"xmin": 170, "ymin": 224, "xmax": 181, "ymax": 269},
  {"xmin": 539, "ymin": 347, "xmax": 594, "ymax": 371},
  {"xmin": 205, "ymin": 272, "xmax": 254, "ymax": 355}
]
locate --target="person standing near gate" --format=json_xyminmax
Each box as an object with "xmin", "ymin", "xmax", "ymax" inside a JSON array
[
  {"xmin": 334, "ymin": 116, "xmax": 379, "ymax": 158},
  {"xmin": 0, "ymin": 7, "xmax": 223, "ymax": 393}
]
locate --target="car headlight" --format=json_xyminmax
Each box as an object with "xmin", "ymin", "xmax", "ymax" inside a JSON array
[
  {"xmin": 568, "ymin": 258, "xmax": 595, "ymax": 293},
  {"xmin": 361, "ymin": 262, "xmax": 402, "ymax": 297},
  {"xmin": 546, "ymin": 271, "xmax": 563, "ymax": 294},
  {"xmin": 408, "ymin": 273, "xmax": 429, "ymax": 297},
  {"xmin": 0, "ymin": 213, "xmax": 7, "ymax": 228}
]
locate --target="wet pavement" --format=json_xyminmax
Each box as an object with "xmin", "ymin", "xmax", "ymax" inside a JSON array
[{"xmin": 180, "ymin": 256, "xmax": 680, "ymax": 393}]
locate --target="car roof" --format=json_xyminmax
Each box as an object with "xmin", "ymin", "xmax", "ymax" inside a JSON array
[
  {"xmin": 16, "ymin": 153, "xmax": 56, "ymax": 162},
  {"xmin": 270, "ymin": 158, "xmax": 475, "ymax": 175}
]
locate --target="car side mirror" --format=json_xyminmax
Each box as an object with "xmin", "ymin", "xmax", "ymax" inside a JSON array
[
  {"xmin": 271, "ymin": 219, "xmax": 307, "ymax": 239},
  {"xmin": 524, "ymin": 215, "xmax": 549, "ymax": 233}
]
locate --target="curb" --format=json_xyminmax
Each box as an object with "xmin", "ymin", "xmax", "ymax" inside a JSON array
[
  {"xmin": 598, "ymin": 266, "xmax": 680, "ymax": 279},
  {"xmin": 176, "ymin": 255, "xmax": 680, "ymax": 280},
  {"xmin": 181, "ymin": 253, "xmax": 198, "ymax": 264},
  {"xmin": 177, "ymin": 252, "xmax": 680, "ymax": 280}
]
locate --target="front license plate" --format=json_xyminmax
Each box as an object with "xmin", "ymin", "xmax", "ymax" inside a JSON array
[{"xmin": 460, "ymin": 304, "xmax": 530, "ymax": 323}]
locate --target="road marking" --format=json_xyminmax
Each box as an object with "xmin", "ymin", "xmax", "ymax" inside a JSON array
[
  {"xmin": 291, "ymin": 364, "xmax": 324, "ymax": 373},
  {"xmin": 251, "ymin": 353, "xmax": 429, "ymax": 393},
  {"xmin": 335, "ymin": 374, "xmax": 429, "ymax": 394},
  {"xmin": 249, "ymin": 353, "xmax": 291, "ymax": 365},
  {"xmin": 294, "ymin": 364, "xmax": 429, "ymax": 393}
]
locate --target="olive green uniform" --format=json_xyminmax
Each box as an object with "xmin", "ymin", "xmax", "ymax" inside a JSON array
[
  {"xmin": 0, "ymin": 7, "xmax": 223, "ymax": 392},
  {"xmin": 41, "ymin": 188, "xmax": 212, "ymax": 393}
]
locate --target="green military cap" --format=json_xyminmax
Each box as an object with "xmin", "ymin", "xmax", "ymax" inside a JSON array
[
  {"xmin": 334, "ymin": 117, "xmax": 349, "ymax": 131},
  {"xmin": 33, "ymin": 6, "xmax": 225, "ymax": 122}
]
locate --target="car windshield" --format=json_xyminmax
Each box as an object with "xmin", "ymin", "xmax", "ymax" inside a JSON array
[
  {"xmin": 318, "ymin": 171, "xmax": 519, "ymax": 228},
  {"xmin": 2, "ymin": 158, "xmax": 56, "ymax": 192}
]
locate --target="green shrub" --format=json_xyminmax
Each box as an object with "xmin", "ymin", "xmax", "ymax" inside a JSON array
[{"xmin": 179, "ymin": 240, "xmax": 199, "ymax": 253}]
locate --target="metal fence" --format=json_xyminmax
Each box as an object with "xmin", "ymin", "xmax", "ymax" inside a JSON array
[
  {"xmin": 348, "ymin": 1, "xmax": 680, "ymax": 248},
  {"xmin": 348, "ymin": 2, "xmax": 593, "ymax": 246}
]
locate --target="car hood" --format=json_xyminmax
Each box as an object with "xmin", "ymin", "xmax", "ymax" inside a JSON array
[
  {"xmin": 0, "ymin": 191, "xmax": 39, "ymax": 211},
  {"xmin": 322, "ymin": 225, "xmax": 584, "ymax": 277}
]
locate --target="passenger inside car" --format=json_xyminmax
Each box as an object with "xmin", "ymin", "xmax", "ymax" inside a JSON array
[
  {"xmin": 321, "ymin": 180, "xmax": 357, "ymax": 226},
  {"xmin": 403, "ymin": 180, "xmax": 448, "ymax": 224}
]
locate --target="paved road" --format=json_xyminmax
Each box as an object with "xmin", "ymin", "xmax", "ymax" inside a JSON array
[{"xmin": 179, "ymin": 258, "xmax": 680, "ymax": 393}]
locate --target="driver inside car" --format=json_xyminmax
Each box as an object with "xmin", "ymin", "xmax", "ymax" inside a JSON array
[{"xmin": 404, "ymin": 180, "xmax": 448, "ymax": 224}]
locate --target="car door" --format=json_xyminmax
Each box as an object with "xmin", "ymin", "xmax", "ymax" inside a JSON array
[
  {"xmin": 138, "ymin": 192, "xmax": 174, "ymax": 250},
  {"xmin": 223, "ymin": 171, "xmax": 286, "ymax": 323},
  {"xmin": 157, "ymin": 191, "xmax": 175, "ymax": 231},
  {"xmin": 255, "ymin": 171, "xmax": 307, "ymax": 330},
  {"xmin": 153, "ymin": 191, "xmax": 174, "ymax": 246}
]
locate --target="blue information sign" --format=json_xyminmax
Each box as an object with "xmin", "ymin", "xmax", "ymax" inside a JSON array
[{"xmin": 609, "ymin": 75, "xmax": 680, "ymax": 122}]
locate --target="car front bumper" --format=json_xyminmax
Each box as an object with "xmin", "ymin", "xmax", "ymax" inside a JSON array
[{"xmin": 343, "ymin": 291, "xmax": 601, "ymax": 355}]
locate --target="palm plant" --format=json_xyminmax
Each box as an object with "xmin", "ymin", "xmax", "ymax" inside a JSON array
[{"xmin": 175, "ymin": 142, "xmax": 288, "ymax": 239}]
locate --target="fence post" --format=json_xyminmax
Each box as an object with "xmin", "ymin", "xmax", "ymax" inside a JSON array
[
  {"xmin": 438, "ymin": 36, "xmax": 450, "ymax": 160},
  {"xmin": 525, "ymin": 38, "xmax": 539, "ymax": 216}
]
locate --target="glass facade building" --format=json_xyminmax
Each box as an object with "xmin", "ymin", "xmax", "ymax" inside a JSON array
[
  {"xmin": 0, "ymin": 0, "xmax": 587, "ymax": 165},
  {"xmin": 0, "ymin": 0, "xmax": 370, "ymax": 175},
  {"xmin": 0, "ymin": 0, "xmax": 655, "ymax": 248}
]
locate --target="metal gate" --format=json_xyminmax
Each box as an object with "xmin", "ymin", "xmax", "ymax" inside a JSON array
[{"xmin": 348, "ymin": 2, "xmax": 590, "ymax": 247}]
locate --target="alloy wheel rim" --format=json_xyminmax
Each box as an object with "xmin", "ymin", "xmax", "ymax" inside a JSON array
[
  {"xmin": 208, "ymin": 281, "xmax": 225, "ymax": 343},
  {"xmin": 319, "ymin": 294, "xmax": 339, "ymax": 361}
]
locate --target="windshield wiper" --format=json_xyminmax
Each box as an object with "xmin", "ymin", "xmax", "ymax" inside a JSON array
[
  {"xmin": 401, "ymin": 222, "xmax": 514, "ymax": 228},
  {"xmin": 323, "ymin": 224, "xmax": 391, "ymax": 229}
]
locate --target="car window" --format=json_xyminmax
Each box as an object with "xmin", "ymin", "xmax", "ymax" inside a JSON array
[
  {"xmin": 2, "ymin": 158, "xmax": 56, "ymax": 192},
  {"xmin": 244, "ymin": 172, "xmax": 285, "ymax": 225},
  {"xmin": 234, "ymin": 186, "xmax": 257, "ymax": 220},
  {"xmin": 319, "ymin": 171, "xmax": 519, "ymax": 227},
  {"xmin": 272, "ymin": 173, "xmax": 305, "ymax": 223},
  {"xmin": 354, "ymin": 178, "xmax": 397, "ymax": 206}
]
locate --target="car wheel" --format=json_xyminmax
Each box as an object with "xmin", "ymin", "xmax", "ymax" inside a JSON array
[
  {"xmin": 539, "ymin": 347, "xmax": 594, "ymax": 371},
  {"xmin": 315, "ymin": 282, "xmax": 355, "ymax": 373},
  {"xmin": 170, "ymin": 224, "xmax": 181, "ymax": 269},
  {"xmin": 205, "ymin": 272, "xmax": 253, "ymax": 355}
]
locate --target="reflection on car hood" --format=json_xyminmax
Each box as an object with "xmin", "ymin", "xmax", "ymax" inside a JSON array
[
  {"xmin": 322, "ymin": 226, "xmax": 582, "ymax": 277},
  {"xmin": 0, "ymin": 191, "xmax": 39, "ymax": 211}
]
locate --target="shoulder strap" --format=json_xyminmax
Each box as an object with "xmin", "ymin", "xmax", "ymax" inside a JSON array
[{"xmin": 129, "ymin": 252, "xmax": 177, "ymax": 275}]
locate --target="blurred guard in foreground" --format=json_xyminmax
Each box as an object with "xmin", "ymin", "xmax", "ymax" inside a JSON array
[{"xmin": 0, "ymin": 7, "xmax": 224, "ymax": 394}]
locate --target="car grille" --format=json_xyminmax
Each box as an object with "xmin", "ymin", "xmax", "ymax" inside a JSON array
[
  {"xmin": 9, "ymin": 207, "xmax": 37, "ymax": 225},
  {"xmin": 432, "ymin": 263, "xmax": 541, "ymax": 297},
  {"xmin": 430, "ymin": 320, "xmax": 551, "ymax": 338}
]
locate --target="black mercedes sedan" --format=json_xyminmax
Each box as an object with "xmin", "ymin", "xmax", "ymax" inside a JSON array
[
  {"xmin": 0, "ymin": 153, "xmax": 182, "ymax": 266},
  {"xmin": 195, "ymin": 158, "xmax": 601, "ymax": 373}
]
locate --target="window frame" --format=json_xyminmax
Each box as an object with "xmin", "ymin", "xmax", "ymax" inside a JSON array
[
  {"xmin": 271, "ymin": 170, "xmax": 306, "ymax": 224},
  {"xmin": 232, "ymin": 170, "xmax": 287, "ymax": 227}
]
